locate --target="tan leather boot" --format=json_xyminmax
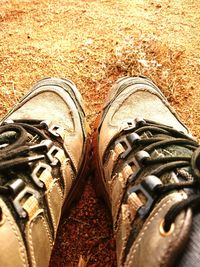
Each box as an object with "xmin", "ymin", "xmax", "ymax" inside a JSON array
[
  {"xmin": 93, "ymin": 76, "xmax": 200, "ymax": 267},
  {"xmin": 0, "ymin": 78, "xmax": 89, "ymax": 267}
]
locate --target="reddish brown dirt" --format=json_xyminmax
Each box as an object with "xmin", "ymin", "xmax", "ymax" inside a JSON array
[
  {"xmin": 0, "ymin": 1, "xmax": 199, "ymax": 266},
  {"xmin": 50, "ymin": 181, "xmax": 116, "ymax": 267}
]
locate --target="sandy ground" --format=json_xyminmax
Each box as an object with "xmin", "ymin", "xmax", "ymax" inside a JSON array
[{"xmin": 0, "ymin": 0, "xmax": 199, "ymax": 266}]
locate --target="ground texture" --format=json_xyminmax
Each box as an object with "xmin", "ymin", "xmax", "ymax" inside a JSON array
[{"xmin": 0, "ymin": 0, "xmax": 199, "ymax": 266}]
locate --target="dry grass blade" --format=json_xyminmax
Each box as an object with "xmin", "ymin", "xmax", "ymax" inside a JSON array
[{"xmin": 77, "ymin": 255, "xmax": 91, "ymax": 267}]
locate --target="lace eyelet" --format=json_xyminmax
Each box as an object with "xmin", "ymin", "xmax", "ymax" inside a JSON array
[{"xmin": 159, "ymin": 219, "xmax": 175, "ymax": 236}]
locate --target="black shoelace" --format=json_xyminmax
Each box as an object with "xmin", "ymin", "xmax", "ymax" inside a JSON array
[
  {"xmin": 119, "ymin": 119, "xmax": 200, "ymax": 264},
  {"xmin": 0, "ymin": 119, "xmax": 49, "ymax": 195},
  {"xmin": 135, "ymin": 121, "xmax": 200, "ymax": 232},
  {"xmin": 123, "ymin": 119, "xmax": 200, "ymax": 232}
]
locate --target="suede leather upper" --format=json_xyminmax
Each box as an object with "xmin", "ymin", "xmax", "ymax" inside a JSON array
[
  {"xmin": 0, "ymin": 78, "xmax": 87, "ymax": 267},
  {"xmin": 96, "ymin": 77, "xmax": 195, "ymax": 267}
]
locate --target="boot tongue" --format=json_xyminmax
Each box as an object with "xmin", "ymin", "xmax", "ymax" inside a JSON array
[{"xmin": 146, "ymin": 131, "xmax": 194, "ymax": 185}]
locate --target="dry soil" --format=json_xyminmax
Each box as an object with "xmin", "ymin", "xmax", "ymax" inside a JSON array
[{"xmin": 0, "ymin": 0, "xmax": 199, "ymax": 266}]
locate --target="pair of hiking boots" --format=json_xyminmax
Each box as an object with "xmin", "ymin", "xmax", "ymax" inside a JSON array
[{"xmin": 0, "ymin": 76, "xmax": 199, "ymax": 267}]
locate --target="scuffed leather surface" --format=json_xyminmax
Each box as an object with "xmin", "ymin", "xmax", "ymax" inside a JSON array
[
  {"xmin": 61, "ymin": 158, "xmax": 74, "ymax": 199},
  {"xmin": 99, "ymin": 85, "xmax": 188, "ymax": 162},
  {"xmin": 0, "ymin": 199, "xmax": 28, "ymax": 267},
  {"xmin": 124, "ymin": 193, "xmax": 192, "ymax": 267},
  {"xmin": 45, "ymin": 180, "xmax": 64, "ymax": 237},
  {"xmin": 25, "ymin": 211, "xmax": 53, "ymax": 267},
  {"xmin": 115, "ymin": 204, "xmax": 131, "ymax": 265},
  {"xmin": 8, "ymin": 88, "xmax": 84, "ymax": 171}
]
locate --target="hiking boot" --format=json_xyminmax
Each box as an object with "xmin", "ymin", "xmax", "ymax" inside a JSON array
[
  {"xmin": 0, "ymin": 78, "xmax": 89, "ymax": 267},
  {"xmin": 93, "ymin": 76, "xmax": 200, "ymax": 267}
]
